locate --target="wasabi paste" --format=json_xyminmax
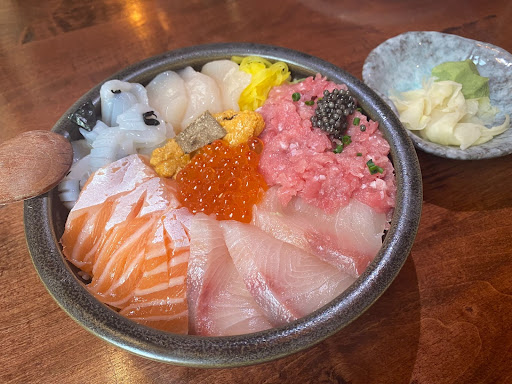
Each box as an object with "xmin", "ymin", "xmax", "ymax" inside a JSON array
[{"xmin": 431, "ymin": 59, "xmax": 489, "ymax": 99}]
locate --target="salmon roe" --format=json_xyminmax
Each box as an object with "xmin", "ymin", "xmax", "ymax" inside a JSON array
[{"xmin": 176, "ymin": 138, "xmax": 267, "ymax": 223}]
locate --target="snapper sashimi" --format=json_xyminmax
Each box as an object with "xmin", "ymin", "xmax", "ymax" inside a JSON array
[
  {"xmin": 221, "ymin": 221, "xmax": 355, "ymax": 325},
  {"xmin": 60, "ymin": 57, "xmax": 396, "ymax": 336},
  {"xmin": 252, "ymin": 187, "xmax": 387, "ymax": 277},
  {"xmin": 188, "ymin": 214, "xmax": 272, "ymax": 336}
]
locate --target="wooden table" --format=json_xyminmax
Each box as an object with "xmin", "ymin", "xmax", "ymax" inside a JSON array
[{"xmin": 1, "ymin": 1, "xmax": 511, "ymax": 383}]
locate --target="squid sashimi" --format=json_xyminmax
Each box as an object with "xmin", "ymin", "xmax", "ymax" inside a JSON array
[
  {"xmin": 146, "ymin": 71, "xmax": 189, "ymax": 131},
  {"xmin": 252, "ymin": 187, "xmax": 387, "ymax": 277},
  {"xmin": 120, "ymin": 208, "xmax": 192, "ymax": 334},
  {"xmin": 114, "ymin": 103, "xmax": 172, "ymax": 149},
  {"xmin": 179, "ymin": 66, "xmax": 223, "ymax": 128},
  {"xmin": 220, "ymin": 220, "xmax": 355, "ymax": 326},
  {"xmin": 100, "ymin": 79, "xmax": 148, "ymax": 127},
  {"xmin": 201, "ymin": 60, "xmax": 252, "ymax": 112},
  {"xmin": 187, "ymin": 214, "xmax": 272, "ymax": 336}
]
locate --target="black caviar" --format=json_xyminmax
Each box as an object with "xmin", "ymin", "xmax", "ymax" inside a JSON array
[{"xmin": 310, "ymin": 89, "xmax": 356, "ymax": 140}]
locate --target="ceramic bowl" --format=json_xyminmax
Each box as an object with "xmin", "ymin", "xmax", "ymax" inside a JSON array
[
  {"xmin": 24, "ymin": 43, "xmax": 422, "ymax": 368},
  {"xmin": 362, "ymin": 31, "xmax": 512, "ymax": 160}
]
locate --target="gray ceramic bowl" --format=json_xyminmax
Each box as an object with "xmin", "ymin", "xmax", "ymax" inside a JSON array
[{"xmin": 24, "ymin": 43, "xmax": 422, "ymax": 368}]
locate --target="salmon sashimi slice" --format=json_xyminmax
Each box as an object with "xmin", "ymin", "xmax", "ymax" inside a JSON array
[
  {"xmin": 252, "ymin": 187, "xmax": 387, "ymax": 277},
  {"xmin": 61, "ymin": 155, "xmax": 179, "ymax": 274},
  {"xmin": 220, "ymin": 220, "xmax": 356, "ymax": 326},
  {"xmin": 120, "ymin": 208, "xmax": 192, "ymax": 334},
  {"xmin": 187, "ymin": 214, "xmax": 272, "ymax": 336},
  {"xmin": 88, "ymin": 213, "xmax": 156, "ymax": 308},
  {"xmin": 61, "ymin": 154, "xmax": 191, "ymax": 333}
]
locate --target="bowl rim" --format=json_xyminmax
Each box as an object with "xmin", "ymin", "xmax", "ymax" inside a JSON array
[{"xmin": 24, "ymin": 42, "xmax": 423, "ymax": 368}]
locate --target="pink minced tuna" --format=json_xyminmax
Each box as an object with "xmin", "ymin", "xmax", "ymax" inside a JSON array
[{"xmin": 258, "ymin": 74, "xmax": 396, "ymax": 214}]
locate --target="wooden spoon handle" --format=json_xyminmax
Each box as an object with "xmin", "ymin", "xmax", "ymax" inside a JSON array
[{"xmin": 0, "ymin": 130, "xmax": 73, "ymax": 204}]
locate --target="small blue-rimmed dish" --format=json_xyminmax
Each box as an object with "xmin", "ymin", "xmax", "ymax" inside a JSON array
[{"xmin": 363, "ymin": 31, "xmax": 512, "ymax": 160}]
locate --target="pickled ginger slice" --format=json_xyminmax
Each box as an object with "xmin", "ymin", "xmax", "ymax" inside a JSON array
[
  {"xmin": 179, "ymin": 66, "xmax": 223, "ymax": 129},
  {"xmin": 188, "ymin": 214, "xmax": 272, "ymax": 336},
  {"xmin": 146, "ymin": 71, "xmax": 189, "ymax": 131},
  {"xmin": 221, "ymin": 221, "xmax": 355, "ymax": 326},
  {"xmin": 201, "ymin": 60, "xmax": 251, "ymax": 112},
  {"xmin": 390, "ymin": 79, "xmax": 510, "ymax": 149}
]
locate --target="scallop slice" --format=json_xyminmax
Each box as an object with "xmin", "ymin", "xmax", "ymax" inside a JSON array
[
  {"xmin": 146, "ymin": 71, "xmax": 189, "ymax": 132},
  {"xmin": 178, "ymin": 66, "xmax": 223, "ymax": 129},
  {"xmin": 100, "ymin": 80, "xmax": 148, "ymax": 127},
  {"xmin": 201, "ymin": 60, "xmax": 251, "ymax": 111}
]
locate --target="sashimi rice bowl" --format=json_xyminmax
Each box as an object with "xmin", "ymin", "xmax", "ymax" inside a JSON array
[{"xmin": 24, "ymin": 43, "xmax": 422, "ymax": 367}]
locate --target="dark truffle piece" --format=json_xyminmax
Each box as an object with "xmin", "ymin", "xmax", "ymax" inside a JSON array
[{"xmin": 175, "ymin": 111, "xmax": 227, "ymax": 153}]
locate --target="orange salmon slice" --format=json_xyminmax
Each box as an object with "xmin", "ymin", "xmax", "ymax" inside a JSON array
[{"xmin": 61, "ymin": 155, "xmax": 191, "ymax": 334}]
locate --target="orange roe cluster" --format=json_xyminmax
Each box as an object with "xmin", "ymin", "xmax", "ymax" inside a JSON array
[{"xmin": 176, "ymin": 138, "xmax": 267, "ymax": 223}]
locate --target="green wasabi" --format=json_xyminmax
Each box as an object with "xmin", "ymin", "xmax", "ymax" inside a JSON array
[{"xmin": 431, "ymin": 59, "xmax": 489, "ymax": 99}]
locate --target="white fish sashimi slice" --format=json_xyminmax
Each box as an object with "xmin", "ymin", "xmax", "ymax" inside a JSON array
[
  {"xmin": 201, "ymin": 60, "xmax": 251, "ymax": 111},
  {"xmin": 288, "ymin": 197, "xmax": 387, "ymax": 261},
  {"xmin": 179, "ymin": 66, "xmax": 223, "ymax": 129},
  {"xmin": 287, "ymin": 194, "xmax": 387, "ymax": 257},
  {"xmin": 188, "ymin": 214, "xmax": 272, "ymax": 336},
  {"xmin": 334, "ymin": 199, "xmax": 388, "ymax": 258},
  {"xmin": 100, "ymin": 80, "xmax": 149, "ymax": 126},
  {"xmin": 146, "ymin": 71, "xmax": 189, "ymax": 131},
  {"xmin": 221, "ymin": 221, "xmax": 355, "ymax": 326},
  {"xmin": 252, "ymin": 187, "xmax": 385, "ymax": 277}
]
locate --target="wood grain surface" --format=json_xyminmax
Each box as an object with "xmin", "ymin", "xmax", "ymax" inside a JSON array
[{"xmin": 1, "ymin": 1, "xmax": 512, "ymax": 383}]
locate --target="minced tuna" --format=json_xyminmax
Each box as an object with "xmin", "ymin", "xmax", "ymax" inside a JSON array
[{"xmin": 258, "ymin": 74, "xmax": 396, "ymax": 214}]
